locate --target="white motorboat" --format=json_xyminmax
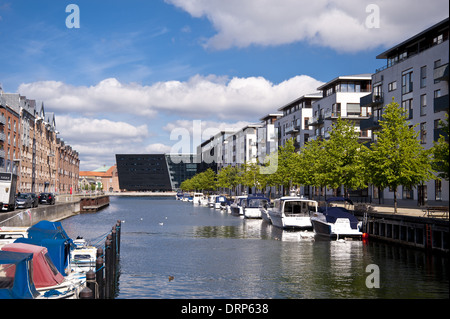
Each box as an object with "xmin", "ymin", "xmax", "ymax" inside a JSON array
[
  {"xmin": 310, "ymin": 197, "xmax": 362, "ymax": 239},
  {"xmin": 0, "ymin": 226, "xmax": 28, "ymax": 248},
  {"xmin": 214, "ymin": 195, "xmax": 229, "ymax": 210},
  {"xmin": 193, "ymin": 192, "xmax": 206, "ymax": 206},
  {"xmin": 269, "ymin": 196, "xmax": 318, "ymax": 229},
  {"xmin": 208, "ymin": 195, "xmax": 218, "ymax": 208},
  {"xmin": 243, "ymin": 196, "xmax": 270, "ymax": 219},
  {"xmin": 229, "ymin": 195, "xmax": 247, "ymax": 216},
  {"xmin": 70, "ymin": 237, "xmax": 98, "ymax": 273}
]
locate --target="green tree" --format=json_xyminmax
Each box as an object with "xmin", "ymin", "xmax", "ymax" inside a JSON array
[
  {"xmin": 198, "ymin": 168, "xmax": 217, "ymax": 192},
  {"xmin": 216, "ymin": 165, "xmax": 240, "ymax": 194},
  {"xmin": 363, "ymin": 98, "xmax": 435, "ymax": 213},
  {"xmin": 297, "ymin": 138, "xmax": 327, "ymax": 199},
  {"xmin": 321, "ymin": 116, "xmax": 368, "ymax": 197},
  {"xmin": 432, "ymin": 113, "xmax": 449, "ymax": 181},
  {"xmin": 271, "ymin": 139, "xmax": 299, "ymax": 195}
]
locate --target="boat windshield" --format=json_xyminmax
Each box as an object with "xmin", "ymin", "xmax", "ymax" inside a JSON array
[
  {"xmin": 284, "ymin": 201, "xmax": 316, "ymax": 216},
  {"xmin": 247, "ymin": 199, "xmax": 268, "ymax": 208}
]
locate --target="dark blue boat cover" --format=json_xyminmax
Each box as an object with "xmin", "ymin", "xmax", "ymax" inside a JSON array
[
  {"xmin": 14, "ymin": 221, "xmax": 73, "ymax": 276},
  {"xmin": 0, "ymin": 251, "xmax": 39, "ymax": 299},
  {"xmin": 323, "ymin": 207, "xmax": 359, "ymax": 229}
]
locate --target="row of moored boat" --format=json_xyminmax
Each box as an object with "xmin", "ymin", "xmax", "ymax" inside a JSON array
[{"xmin": 177, "ymin": 192, "xmax": 364, "ymax": 239}]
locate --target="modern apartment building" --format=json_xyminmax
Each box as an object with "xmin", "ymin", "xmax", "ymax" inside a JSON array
[
  {"xmin": 223, "ymin": 124, "xmax": 262, "ymax": 167},
  {"xmin": 310, "ymin": 74, "xmax": 373, "ymax": 143},
  {"xmin": 257, "ymin": 113, "xmax": 282, "ymax": 165},
  {"xmin": 360, "ymin": 17, "xmax": 449, "ymax": 206},
  {"xmin": 0, "ymin": 91, "xmax": 80, "ymax": 194},
  {"xmin": 197, "ymin": 130, "xmax": 234, "ymax": 169},
  {"xmin": 277, "ymin": 93, "xmax": 322, "ymax": 151}
]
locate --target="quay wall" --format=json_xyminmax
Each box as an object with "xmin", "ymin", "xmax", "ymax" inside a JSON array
[
  {"xmin": 0, "ymin": 200, "xmax": 81, "ymax": 227},
  {"xmin": 355, "ymin": 211, "xmax": 449, "ymax": 253},
  {"xmin": 0, "ymin": 195, "xmax": 111, "ymax": 227}
]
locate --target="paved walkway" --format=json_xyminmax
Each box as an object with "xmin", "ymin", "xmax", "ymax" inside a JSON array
[{"xmin": 362, "ymin": 204, "xmax": 448, "ymax": 219}]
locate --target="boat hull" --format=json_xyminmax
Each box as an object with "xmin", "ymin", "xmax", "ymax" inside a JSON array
[
  {"xmin": 243, "ymin": 207, "xmax": 261, "ymax": 219},
  {"xmin": 261, "ymin": 208, "xmax": 272, "ymax": 223},
  {"xmin": 311, "ymin": 218, "xmax": 362, "ymax": 239},
  {"xmin": 269, "ymin": 212, "xmax": 312, "ymax": 229}
]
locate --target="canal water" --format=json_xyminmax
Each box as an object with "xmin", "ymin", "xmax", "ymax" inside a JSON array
[{"xmin": 61, "ymin": 196, "xmax": 449, "ymax": 299}]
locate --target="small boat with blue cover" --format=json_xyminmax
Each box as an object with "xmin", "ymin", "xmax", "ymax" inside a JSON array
[
  {"xmin": 310, "ymin": 197, "xmax": 362, "ymax": 239},
  {"xmin": 1, "ymin": 243, "xmax": 86, "ymax": 299},
  {"xmin": 0, "ymin": 250, "xmax": 39, "ymax": 299}
]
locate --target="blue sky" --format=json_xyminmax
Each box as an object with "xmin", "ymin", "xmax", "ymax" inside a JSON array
[{"xmin": 0, "ymin": 0, "xmax": 448, "ymax": 170}]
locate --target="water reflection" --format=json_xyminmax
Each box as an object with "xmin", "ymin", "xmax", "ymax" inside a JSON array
[{"xmin": 60, "ymin": 196, "xmax": 448, "ymax": 299}]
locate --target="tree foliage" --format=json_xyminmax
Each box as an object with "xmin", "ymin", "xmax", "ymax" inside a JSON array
[
  {"xmin": 432, "ymin": 113, "xmax": 449, "ymax": 181},
  {"xmin": 362, "ymin": 98, "xmax": 435, "ymax": 212}
]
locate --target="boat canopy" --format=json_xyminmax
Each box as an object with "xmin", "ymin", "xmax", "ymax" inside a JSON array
[
  {"xmin": 245, "ymin": 196, "xmax": 270, "ymax": 208},
  {"xmin": 2, "ymin": 243, "xmax": 65, "ymax": 288},
  {"xmin": 323, "ymin": 207, "xmax": 359, "ymax": 229},
  {"xmin": 215, "ymin": 195, "xmax": 228, "ymax": 203},
  {"xmin": 0, "ymin": 250, "xmax": 39, "ymax": 299},
  {"xmin": 27, "ymin": 220, "xmax": 72, "ymax": 243},
  {"xmin": 14, "ymin": 221, "xmax": 73, "ymax": 276}
]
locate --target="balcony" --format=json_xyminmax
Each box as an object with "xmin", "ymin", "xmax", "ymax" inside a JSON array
[
  {"xmin": 434, "ymin": 63, "xmax": 449, "ymax": 82},
  {"xmin": 0, "ymin": 149, "xmax": 4, "ymax": 158},
  {"xmin": 360, "ymin": 93, "xmax": 384, "ymax": 108},
  {"xmin": 360, "ymin": 116, "xmax": 382, "ymax": 131},
  {"xmin": 310, "ymin": 115, "xmax": 324, "ymax": 126},
  {"xmin": 0, "ymin": 132, "xmax": 5, "ymax": 141},
  {"xmin": 434, "ymin": 94, "xmax": 449, "ymax": 113},
  {"xmin": 0, "ymin": 114, "xmax": 5, "ymax": 125},
  {"xmin": 285, "ymin": 124, "xmax": 299, "ymax": 134}
]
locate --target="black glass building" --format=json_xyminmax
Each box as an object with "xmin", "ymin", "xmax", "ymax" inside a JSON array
[{"xmin": 115, "ymin": 154, "xmax": 217, "ymax": 191}]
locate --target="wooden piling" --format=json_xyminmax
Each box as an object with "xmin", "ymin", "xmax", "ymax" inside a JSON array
[
  {"xmin": 104, "ymin": 238, "xmax": 112, "ymax": 299},
  {"xmin": 96, "ymin": 256, "xmax": 104, "ymax": 299},
  {"xmin": 86, "ymin": 270, "xmax": 96, "ymax": 299}
]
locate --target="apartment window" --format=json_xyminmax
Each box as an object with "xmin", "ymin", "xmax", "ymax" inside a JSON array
[
  {"xmin": 434, "ymin": 89, "xmax": 442, "ymax": 99},
  {"xmin": 388, "ymin": 81, "xmax": 397, "ymax": 91},
  {"xmin": 420, "ymin": 66, "xmax": 426, "ymax": 88},
  {"xmin": 402, "ymin": 99, "xmax": 413, "ymax": 119},
  {"xmin": 347, "ymin": 103, "xmax": 361, "ymax": 117},
  {"xmin": 373, "ymin": 83, "xmax": 382, "ymax": 97},
  {"xmin": 420, "ymin": 123, "xmax": 427, "ymax": 144},
  {"xmin": 420, "ymin": 94, "xmax": 427, "ymax": 116},
  {"xmin": 402, "ymin": 69, "xmax": 413, "ymax": 94},
  {"xmin": 402, "ymin": 186, "xmax": 413, "ymax": 199},
  {"xmin": 434, "ymin": 60, "xmax": 442, "ymax": 84},
  {"xmin": 433, "ymin": 34, "xmax": 443, "ymax": 45},
  {"xmin": 435, "ymin": 179, "xmax": 442, "ymax": 201}
]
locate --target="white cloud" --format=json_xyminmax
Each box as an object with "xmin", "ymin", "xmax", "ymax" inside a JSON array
[
  {"xmin": 165, "ymin": 0, "xmax": 449, "ymax": 52},
  {"xmin": 144, "ymin": 143, "xmax": 173, "ymax": 154},
  {"xmin": 55, "ymin": 116, "xmax": 150, "ymax": 170},
  {"xmin": 56, "ymin": 116, "xmax": 149, "ymax": 144},
  {"xmin": 18, "ymin": 74, "xmax": 323, "ymax": 121}
]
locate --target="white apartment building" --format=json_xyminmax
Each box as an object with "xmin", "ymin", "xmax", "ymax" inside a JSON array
[
  {"xmin": 223, "ymin": 124, "xmax": 262, "ymax": 167},
  {"xmin": 197, "ymin": 130, "xmax": 234, "ymax": 169},
  {"xmin": 257, "ymin": 113, "xmax": 282, "ymax": 164},
  {"xmin": 310, "ymin": 74, "xmax": 373, "ymax": 143},
  {"xmin": 360, "ymin": 17, "xmax": 449, "ymax": 206},
  {"xmin": 277, "ymin": 93, "xmax": 322, "ymax": 151}
]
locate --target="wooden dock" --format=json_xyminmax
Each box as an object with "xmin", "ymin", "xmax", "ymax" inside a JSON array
[{"xmin": 80, "ymin": 195, "xmax": 110, "ymax": 212}]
